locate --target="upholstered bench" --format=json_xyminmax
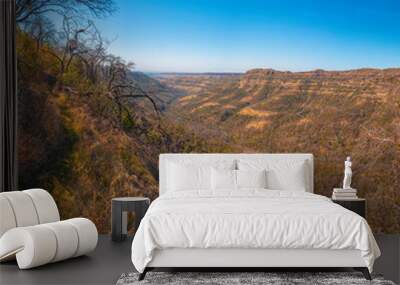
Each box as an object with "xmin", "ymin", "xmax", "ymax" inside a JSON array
[{"xmin": 0, "ymin": 189, "xmax": 98, "ymax": 269}]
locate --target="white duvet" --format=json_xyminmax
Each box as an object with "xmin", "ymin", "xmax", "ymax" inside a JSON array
[{"xmin": 131, "ymin": 190, "xmax": 380, "ymax": 273}]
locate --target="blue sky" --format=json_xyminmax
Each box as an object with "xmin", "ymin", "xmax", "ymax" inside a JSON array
[{"xmin": 95, "ymin": 0, "xmax": 400, "ymax": 73}]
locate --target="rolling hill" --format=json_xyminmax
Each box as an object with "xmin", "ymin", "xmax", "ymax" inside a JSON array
[{"xmin": 160, "ymin": 68, "xmax": 400, "ymax": 233}]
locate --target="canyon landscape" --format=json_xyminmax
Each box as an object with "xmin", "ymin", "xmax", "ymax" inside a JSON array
[
  {"xmin": 158, "ymin": 68, "xmax": 400, "ymax": 233},
  {"xmin": 15, "ymin": 0, "xmax": 400, "ymax": 234}
]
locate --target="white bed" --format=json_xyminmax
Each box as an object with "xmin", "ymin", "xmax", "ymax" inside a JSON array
[{"xmin": 131, "ymin": 154, "xmax": 380, "ymax": 280}]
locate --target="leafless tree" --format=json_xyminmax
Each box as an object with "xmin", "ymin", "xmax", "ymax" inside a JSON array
[
  {"xmin": 102, "ymin": 56, "xmax": 160, "ymax": 127},
  {"xmin": 41, "ymin": 16, "xmax": 97, "ymax": 89},
  {"xmin": 75, "ymin": 27, "xmax": 110, "ymax": 84},
  {"xmin": 16, "ymin": 0, "xmax": 116, "ymax": 23},
  {"xmin": 17, "ymin": 0, "xmax": 163, "ymax": 135},
  {"xmin": 21, "ymin": 15, "xmax": 57, "ymax": 50}
]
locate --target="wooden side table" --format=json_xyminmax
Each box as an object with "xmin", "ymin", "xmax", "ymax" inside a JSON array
[
  {"xmin": 332, "ymin": 198, "xmax": 366, "ymax": 218},
  {"xmin": 111, "ymin": 197, "xmax": 150, "ymax": 242}
]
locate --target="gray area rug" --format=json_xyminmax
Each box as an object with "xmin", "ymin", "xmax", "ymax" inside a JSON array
[{"xmin": 116, "ymin": 272, "xmax": 396, "ymax": 285}]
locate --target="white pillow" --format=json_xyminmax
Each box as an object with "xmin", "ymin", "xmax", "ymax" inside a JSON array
[
  {"xmin": 167, "ymin": 162, "xmax": 211, "ymax": 191},
  {"xmin": 238, "ymin": 159, "xmax": 308, "ymax": 191},
  {"xmin": 211, "ymin": 168, "xmax": 236, "ymax": 190},
  {"xmin": 166, "ymin": 158, "xmax": 236, "ymax": 170},
  {"xmin": 236, "ymin": 169, "xmax": 267, "ymax": 189}
]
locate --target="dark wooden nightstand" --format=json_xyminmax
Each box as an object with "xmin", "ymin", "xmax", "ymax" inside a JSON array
[
  {"xmin": 332, "ymin": 198, "xmax": 366, "ymax": 218},
  {"xmin": 111, "ymin": 197, "xmax": 150, "ymax": 242}
]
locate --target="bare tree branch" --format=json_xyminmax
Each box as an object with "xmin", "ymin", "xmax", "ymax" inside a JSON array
[{"xmin": 16, "ymin": 0, "xmax": 116, "ymax": 23}]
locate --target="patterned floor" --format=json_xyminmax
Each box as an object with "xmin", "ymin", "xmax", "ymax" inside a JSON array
[{"xmin": 117, "ymin": 271, "xmax": 396, "ymax": 285}]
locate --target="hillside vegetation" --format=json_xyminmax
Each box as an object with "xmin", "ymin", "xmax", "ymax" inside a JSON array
[{"xmin": 17, "ymin": 32, "xmax": 232, "ymax": 233}]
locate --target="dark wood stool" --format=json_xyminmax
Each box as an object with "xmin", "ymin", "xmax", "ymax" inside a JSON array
[{"xmin": 111, "ymin": 197, "xmax": 150, "ymax": 242}]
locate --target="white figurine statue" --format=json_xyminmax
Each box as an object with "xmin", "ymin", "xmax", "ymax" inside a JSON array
[{"xmin": 343, "ymin": 156, "xmax": 352, "ymax": 189}]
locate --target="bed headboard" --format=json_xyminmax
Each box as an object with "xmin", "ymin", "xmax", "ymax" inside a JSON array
[{"xmin": 159, "ymin": 153, "xmax": 314, "ymax": 195}]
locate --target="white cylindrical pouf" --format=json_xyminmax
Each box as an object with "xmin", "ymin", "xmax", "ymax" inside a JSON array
[
  {"xmin": 23, "ymin": 189, "xmax": 60, "ymax": 224},
  {"xmin": 0, "ymin": 192, "xmax": 39, "ymax": 227},
  {"xmin": 0, "ymin": 226, "xmax": 58, "ymax": 269},
  {"xmin": 42, "ymin": 221, "xmax": 79, "ymax": 262},
  {"xmin": 65, "ymin": 218, "xmax": 98, "ymax": 257},
  {"xmin": 0, "ymin": 196, "xmax": 17, "ymax": 237}
]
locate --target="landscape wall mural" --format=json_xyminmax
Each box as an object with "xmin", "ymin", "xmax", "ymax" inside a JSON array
[{"xmin": 17, "ymin": 0, "xmax": 400, "ymax": 233}]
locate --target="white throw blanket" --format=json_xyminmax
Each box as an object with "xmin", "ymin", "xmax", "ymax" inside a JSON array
[{"xmin": 131, "ymin": 190, "xmax": 380, "ymax": 272}]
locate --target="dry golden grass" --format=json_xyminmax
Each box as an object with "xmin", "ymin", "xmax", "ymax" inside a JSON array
[
  {"xmin": 178, "ymin": 95, "xmax": 197, "ymax": 102},
  {"xmin": 239, "ymin": 95, "xmax": 253, "ymax": 103},
  {"xmin": 238, "ymin": 107, "xmax": 275, "ymax": 118},
  {"xmin": 192, "ymin": 102, "xmax": 219, "ymax": 112},
  {"xmin": 296, "ymin": 117, "xmax": 311, "ymax": 126},
  {"xmin": 222, "ymin": 104, "xmax": 235, "ymax": 109},
  {"xmin": 245, "ymin": 120, "xmax": 269, "ymax": 130}
]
